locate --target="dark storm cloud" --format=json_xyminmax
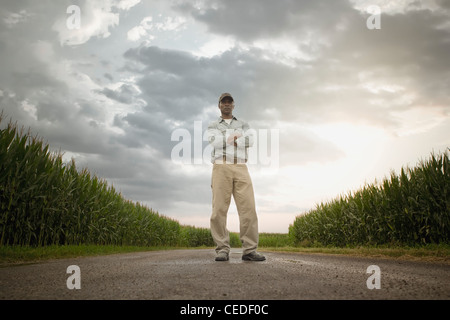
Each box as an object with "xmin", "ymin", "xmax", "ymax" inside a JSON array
[
  {"xmin": 98, "ymin": 83, "xmax": 141, "ymax": 104},
  {"xmin": 123, "ymin": 43, "xmax": 320, "ymax": 124},
  {"xmin": 123, "ymin": 45, "xmax": 261, "ymax": 120},
  {"xmin": 174, "ymin": 0, "xmax": 353, "ymax": 42},
  {"xmin": 171, "ymin": 0, "xmax": 450, "ymax": 128}
]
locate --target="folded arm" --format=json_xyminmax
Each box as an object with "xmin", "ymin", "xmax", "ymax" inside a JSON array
[{"xmin": 235, "ymin": 121, "xmax": 254, "ymax": 148}]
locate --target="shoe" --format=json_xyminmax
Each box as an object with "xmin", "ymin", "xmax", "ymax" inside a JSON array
[
  {"xmin": 242, "ymin": 251, "xmax": 266, "ymax": 261},
  {"xmin": 215, "ymin": 252, "xmax": 229, "ymax": 261}
]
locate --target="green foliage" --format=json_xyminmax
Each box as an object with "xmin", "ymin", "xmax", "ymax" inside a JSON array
[
  {"xmin": 258, "ymin": 233, "xmax": 292, "ymax": 247},
  {"xmin": 178, "ymin": 226, "xmax": 215, "ymax": 247},
  {"xmin": 289, "ymin": 149, "xmax": 450, "ymax": 247},
  {"xmin": 0, "ymin": 113, "xmax": 205, "ymax": 247}
]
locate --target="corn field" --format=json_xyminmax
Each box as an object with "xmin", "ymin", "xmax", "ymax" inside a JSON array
[
  {"xmin": 290, "ymin": 149, "xmax": 450, "ymax": 246},
  {"xmin": 0, "ymin": 113, "xmax": 214, "ymax": 247}
]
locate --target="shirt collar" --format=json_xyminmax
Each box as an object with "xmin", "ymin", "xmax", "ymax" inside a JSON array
[{"xmin": 218, "ymin": 116, "xmax": 237, "ymax": 122}]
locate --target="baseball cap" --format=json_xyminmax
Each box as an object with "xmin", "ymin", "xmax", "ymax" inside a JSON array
[{"xmin": 219, "ymin": 93, "xmax": 234, "ymax": 102}]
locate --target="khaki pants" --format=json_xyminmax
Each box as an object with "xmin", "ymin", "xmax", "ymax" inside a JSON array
[{"xmin": 210, "ymin": 163, "xmax": 259, "ymax": 255}]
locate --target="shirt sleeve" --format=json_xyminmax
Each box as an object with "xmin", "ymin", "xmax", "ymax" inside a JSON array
[
  {"xmin": 207, "ymin": 122, "xmax": 226, "ymax": 148},
  {"xmin": 235, "ymin": 121, "xmax": 254, "ymax": 148}
]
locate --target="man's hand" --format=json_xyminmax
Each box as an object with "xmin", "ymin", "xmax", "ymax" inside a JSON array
[{"xmin": 227, "ymin": 132, "xmax": 242, "ymax": 146}]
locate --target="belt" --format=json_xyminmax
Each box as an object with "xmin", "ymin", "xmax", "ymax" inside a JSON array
[{"xmin": 215, "ymin": 156, "xmax": 247, "ymax": 164}]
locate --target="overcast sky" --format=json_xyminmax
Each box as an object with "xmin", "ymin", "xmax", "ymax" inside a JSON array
[{"xmin": 1, "ymin": 0, "xmax": 449, "ymax": 233}]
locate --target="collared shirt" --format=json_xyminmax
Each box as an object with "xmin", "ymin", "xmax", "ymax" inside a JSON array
[{"xmin": 207, "ymin": 116, "xmax": 254, "ymax": 163}]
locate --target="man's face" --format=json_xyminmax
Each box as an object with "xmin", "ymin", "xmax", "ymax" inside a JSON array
[{"xmin": 219, "ymin": 97, "xmax": 234, "ymax": 116}]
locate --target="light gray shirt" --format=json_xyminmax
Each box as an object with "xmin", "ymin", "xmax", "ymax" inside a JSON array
[{"xmin": 207, "ymin": 116, "xmax": 254, "ymax": 163}]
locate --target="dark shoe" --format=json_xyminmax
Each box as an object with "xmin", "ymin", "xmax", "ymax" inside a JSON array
[
  {"xmin": 215, "ymin": 252, "xmax": 229, "ymax": 261},
  {"xmin": 242, "ymin": 252, "xmax": 266, "ymax": 261}
]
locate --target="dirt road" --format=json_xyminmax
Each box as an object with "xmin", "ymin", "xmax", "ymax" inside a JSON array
[{"xmin": 0, "ymin": 249, "xmax": 448, "ymax": 300}]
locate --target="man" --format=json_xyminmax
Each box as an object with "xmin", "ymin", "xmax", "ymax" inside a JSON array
[{"xmin": 207, "ymin": 93, "xmax": 265, "ymax": 262}]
